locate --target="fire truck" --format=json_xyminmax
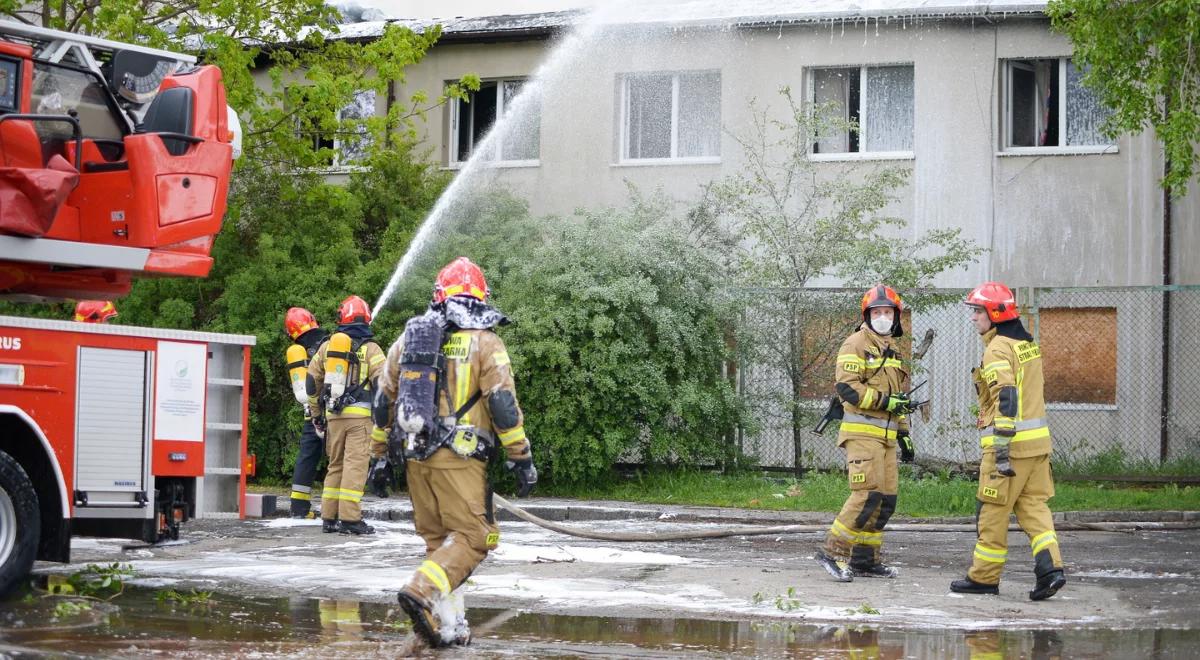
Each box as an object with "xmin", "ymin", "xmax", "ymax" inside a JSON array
[{"xmin": 0, "ymin": 21, "xmax": 250, "ymax": 596}]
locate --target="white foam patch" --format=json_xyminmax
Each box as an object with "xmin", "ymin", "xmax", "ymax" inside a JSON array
[
  {"xmin": 262, "ymin": 518, "xmax": 323, "ymax": 529},
  {"xmin": 71, "ymin": 537, "xmax": 130, "ymax": 552},
  {"xmin": 1073, "ymin": 569, "xmax": 1190, "ymax": 580},
  {"xmin": 491, "ymin": 544, "xmax": 694, "ymax": 565}
]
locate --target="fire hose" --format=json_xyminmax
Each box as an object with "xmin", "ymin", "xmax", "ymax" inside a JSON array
[{"xmin": 491, "ymin": 494, "xmax": 1194, "ymax": 540}]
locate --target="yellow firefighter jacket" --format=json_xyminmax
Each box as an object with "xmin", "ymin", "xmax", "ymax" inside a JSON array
[
  {"xmin": 974, "ymin": 327, "xmax": 1052, "ymax": 458},
  {"xmin": 381, "ymin": 327, "xmax": 531, "ymax": 467},
  {"xmin": 307, "ymin": 337, "xmax": 386, "ymax": 420},
  {"xmin": 834, "ymin": 324, "xmax": 910, "ymax": 447}
]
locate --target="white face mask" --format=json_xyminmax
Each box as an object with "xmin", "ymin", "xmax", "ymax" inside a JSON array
[{"xmin": 870, "ymin": 316, "xmax": 893, "ymax": 335}]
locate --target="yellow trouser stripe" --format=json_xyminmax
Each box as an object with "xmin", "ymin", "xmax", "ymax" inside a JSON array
[
  {"xmin": 840, "ymin": 422, "xmax": 898, "ymax": 440},
  {"xmin": 321, "ymin": 487, "xmax": 340, "ymax": 501},
  {"xmin": 831, "ymin": 519, "xmax": 858, "ymax": 541},
  {"xmin": 858, "ymin": 530, "xmax": 883, "ymax": 546},
  {"xmin": 1031, "ymin": 531, "xmax": 1058, "ymax": 554},
  {"xmin": 336, "ymin": 488, "xmax": 363, "ymax": 502},
  {"xmin": 499, "ymin": 426, "xmax": 527, "ymax": 446},
  {"xmin": 291, "ymin": 491, "xmax": 312, "ymax": 501},
  {"xmin": 974, "ymin": 544, "xmax": 1008, "ymax": 563},
  {"xmin": 418, "ymin": 560, "xmax": 451, "ymax": 595}
]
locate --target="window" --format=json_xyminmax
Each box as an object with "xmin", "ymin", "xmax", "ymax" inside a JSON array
[
  {"xmin": 31, "ymin": 61, "xmax": 125, "ymax": 140},
  {"xmin": 294, "ymin": 89, "xmax": 376, "ymax": 169},
  {"xmin": 334, "ymin": 89, "xmax": 375, "ymax": 166},
  {"xmin": 620, "ymin": 71, "xmax": 720, "ymax": 162},
  {"xmin": 1003, "ymin": 58, "xmax": 1113, "ymax": 149},
  {"xmin": 810, "ymin": 65, "xmax": 914, "ymax": 156},
  {"xmin": 1039, "ymin": 307, "xmax": 1117, "ymax": 405},
  {"xmin": 450, "ymin": 78, "xmax": 540, "ymax": 165}
]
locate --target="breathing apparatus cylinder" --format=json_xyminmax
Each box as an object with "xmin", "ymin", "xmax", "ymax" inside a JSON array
[
  {"xmin": 286, "ymin": 344, "xmax": 309, "ymax": 405},
  {"xmin": 395, "ymin": 311, "xmax": 446, "ymax": 456},
  {"xmin": 324, "ymin": 332, "xmax": 352, "ymax": 410}
]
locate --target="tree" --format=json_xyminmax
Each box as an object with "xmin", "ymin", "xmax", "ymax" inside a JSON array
[
  {"xmin": 695, "ymin": 88, "xmax": 981, "ymax": 473},
  {"xmin": 1047, "ymin": 0, "xmax": 1200, "ymax": 195}
]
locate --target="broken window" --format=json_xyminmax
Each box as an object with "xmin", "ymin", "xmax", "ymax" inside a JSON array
[
  {"xmin": 1005, "ymin": 58, "xmax": 1114, "ymax": 148},
  {"xmin": 291, "ymin": 87, "xmax": 375, "ymax": 169},
  {"xmin": 811, "ymin": 65, "xmax": 914, "ymax": 155},
  {"xmin": 451, "ymin": 78, "xmax": 540, "ymax": 164},
  {"xmin": 334, "ymin": 89, "xmax": 375, "ymax": 167},
  {"xmin": 622, "ymin": 71, "xmax": 720, "ymax": 161}
]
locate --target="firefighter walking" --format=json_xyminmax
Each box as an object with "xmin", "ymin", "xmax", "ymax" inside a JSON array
[
  {"xmin": 377, "ymin": 257, "xmax": 536, "ymax": 648},
  {"xmin": 815, "ymin": 285, "xmax": 915, "ymax": 582},
  {"xmin": 306, "ymin": 295, "xmax": 386, "ymax": 535},
  {"xmin": 951, "ymin": 281, "xmax": 1066, "ymax": 600},
  {"xmin": 284, "ymin": 307, "xmax": 329, "ymax": 518}
]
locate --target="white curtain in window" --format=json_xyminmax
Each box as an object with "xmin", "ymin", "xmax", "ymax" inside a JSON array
[
  {"xmin": 864, "ymin": 66, "xmax": 914, "ymax": 152},
  {"xmin": 1065, "ymin": 60, "xmax": 1114, "ymax": 147},
  {"xmin": 626, "ymin": 74, "xmax": 673, "ymax": 159},
  {"xmin": 500, "ymin": 80, "xmax": 540, "ymax": 161},
  {"xmin": 677, "ymin": 72, "xmax": 721, "ymax": 158}
]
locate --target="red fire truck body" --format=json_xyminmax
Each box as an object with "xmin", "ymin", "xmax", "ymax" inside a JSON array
[{"xmin": 0, "ymin": 20, "xmax": 247, "ymax": 595}]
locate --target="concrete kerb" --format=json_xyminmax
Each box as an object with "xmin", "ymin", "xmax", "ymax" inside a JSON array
[{"xmin": 354, "ymin": 496, "xmax": 1197, "ymax": 527}]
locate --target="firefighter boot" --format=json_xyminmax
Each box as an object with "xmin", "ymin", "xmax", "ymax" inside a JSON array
[
  {"xmin": 950, "ymin": 577, "xmax": 1000, "ymax": 595},
  {"xmin": 853, "ymin": 563, "xmax": 899, "ymax": 578},
  {"xmin": 322, "ymin": 519, "xmax": 339, "ymax": 534},
  {"xmin": 1030, "ymin": 570, "xmax": 1066, "ymax": 601},
  {"xmin": 814, "ymin": 550, "xmax": 854, "ymax": 582},
  {"xmin": 397, "ymin": 588, "xmax": 444, "ymax": 648},
  {"xmin": 339, "ymin": 520, "xmax": 375, "ymax": 535},
  {"xmin": 850, "ymin": 545, "xmax": 898, "ymax": 578},
  {"xmin": 994, "ymin": 441, "xmax": 1017, "ymax": 477}
]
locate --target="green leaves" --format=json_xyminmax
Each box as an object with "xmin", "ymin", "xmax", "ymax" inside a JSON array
[{"xmin": 1048, "ymin": 0, "xmax": 1200, "ymax": 195}]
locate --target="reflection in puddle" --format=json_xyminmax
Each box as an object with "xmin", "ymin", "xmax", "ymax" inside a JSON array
[{"xmin": 1, "ymin": 585, "xmax": 1196, "ymax": 658}]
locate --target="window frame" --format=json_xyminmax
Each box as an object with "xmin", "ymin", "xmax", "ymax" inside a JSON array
[
  {"xmin": 1000, "ymin": 56, "xmax": 1118, "ymax": 156},
  {"xmin": 447, "ymin": 77, "xmax": 540, "ymax": 169},
  {"xmin": 806, "ymin": 63, "xmax": 915, "ymax": 162},
  {"xmin": 616, "ymin": 70, "xmax": 722, "ymax": 166}
]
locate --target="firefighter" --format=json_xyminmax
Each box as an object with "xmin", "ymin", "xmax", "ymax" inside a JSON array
[
  {"xmin": 284, "ymin": 307, "xmax": 329, "ymax": 518},
  {"xmin": 378, "ymin": 257, "xmax": 536, "ymax": 648},
  {"xmin": 73, "ymin": 300, "xmax": 117, "ymax": 323},
  {"xmin": 951, "ymin": 282, "xmax": 1066, "ymax": 600},
  {"xmin": 306, "ymin": 295, "xmax": 386, "ymax": 535},
  {"xmin": 814, "ymin": 284, "xmax": 914, "ymax": 582}
]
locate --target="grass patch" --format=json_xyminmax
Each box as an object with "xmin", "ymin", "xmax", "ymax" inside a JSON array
[{"xmin": 542, "ymin": 468, "xmax": 1200, "ymax": 517}]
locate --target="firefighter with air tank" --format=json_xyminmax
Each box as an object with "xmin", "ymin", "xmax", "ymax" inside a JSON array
[
  {"xmin": 306, "ymin": 295, "xmax": 386, "ymax": 535},
  {"xmin": 284, "ymin": 307, "xmax": 329, "ymax": 518},
  {"xmin": 374, "ymin": 257, "xmax": 536, "ymax": 648}
]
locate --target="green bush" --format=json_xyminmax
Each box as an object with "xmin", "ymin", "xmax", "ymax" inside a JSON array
[{"xmin": 379, "ymin": 188, "xmax": 745, "ymax": 485}]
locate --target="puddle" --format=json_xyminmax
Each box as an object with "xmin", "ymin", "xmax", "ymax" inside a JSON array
[{"xmin": 1, "ymin": 584, "xmax": 1197, "ymax": 657}]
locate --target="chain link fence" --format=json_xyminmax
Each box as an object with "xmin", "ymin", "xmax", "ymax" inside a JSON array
[{"xmin": 735, "ymin": 286, "xmax": 1200, "ymax": 475}]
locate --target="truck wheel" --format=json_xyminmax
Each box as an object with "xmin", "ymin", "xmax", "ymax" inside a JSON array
[{"xmin": 0, "ymin": 450, "xmax": 40, "ymax": 597}]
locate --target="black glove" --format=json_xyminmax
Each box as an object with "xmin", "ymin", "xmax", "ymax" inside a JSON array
[
  {"xmin": 312, "ymin": 414, "xmax": 327, "ymax": 439},
  {"xmin": 897, "ymin": 431, "xmax": 915, "ymax": 464},
  {"xmin": 368, "ymin": 458, "xmax": 391, "ymax": 498},
  {"xmin": 505, "ymin": 458, "xmax": 537, "ymax": 498}
]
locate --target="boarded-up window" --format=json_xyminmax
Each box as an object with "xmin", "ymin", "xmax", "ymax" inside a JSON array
[{"xmin": 1039, "ymin": 307, "xmax": 1117, "ymax": 404}]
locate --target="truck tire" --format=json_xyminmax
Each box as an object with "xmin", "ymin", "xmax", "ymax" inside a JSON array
[{"xmin": 0, "ymin": 450, "xmax": 39, "ymax": 597}]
